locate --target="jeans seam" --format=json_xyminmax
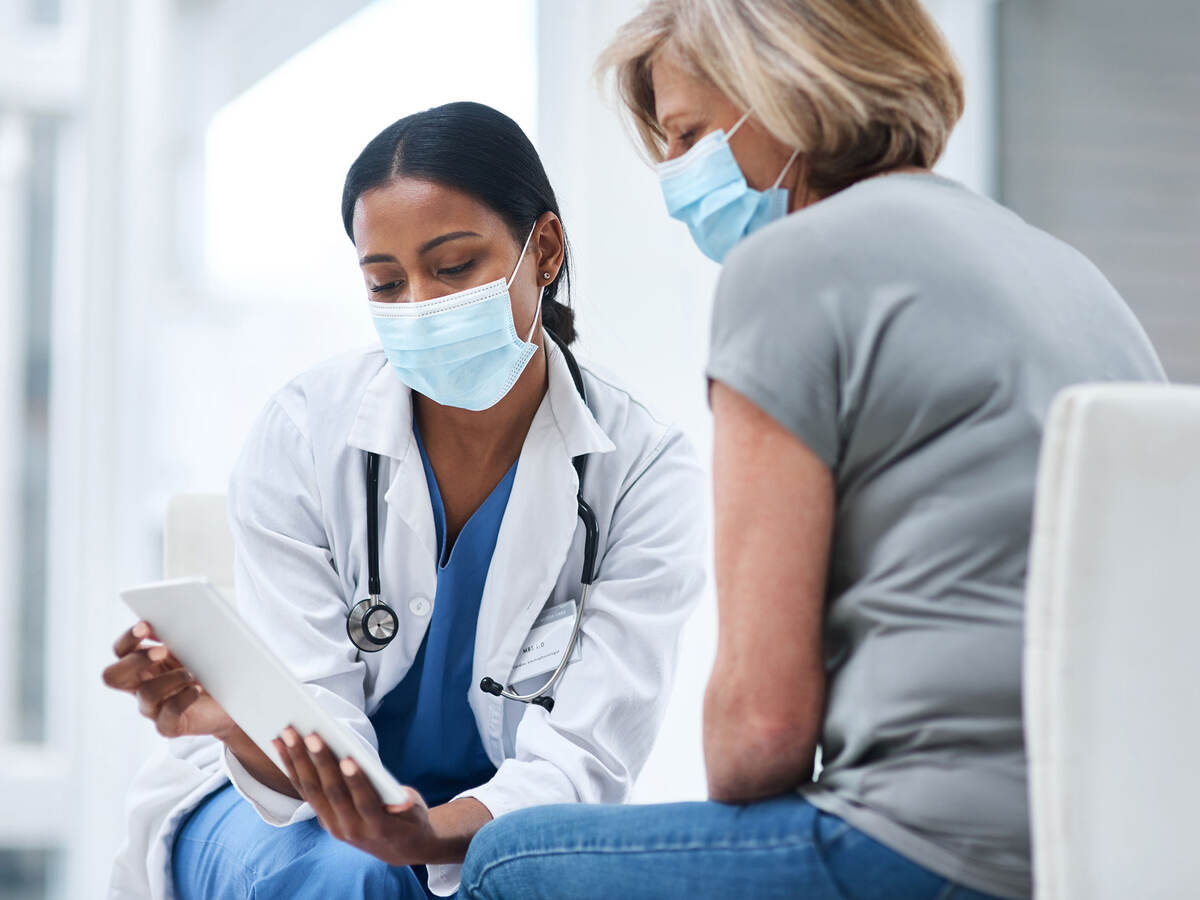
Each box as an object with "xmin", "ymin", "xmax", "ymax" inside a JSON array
[
  {"xmin": 464, "ymin": 839, "xmax": 817, "ymax": 896},
  {"xmin": 818, "ymin": 821, "xmax": 854, "ymax": 852},
  {"xmin": 810, "ymin": 815, "xmax": 852, "ymax": 900}
]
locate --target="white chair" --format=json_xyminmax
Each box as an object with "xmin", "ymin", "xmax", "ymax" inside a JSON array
[
  {"xmin": 163, "ymin": 493, "xmax": 235, "ymax": 598},
  {"xmin": 1025, "ymin": 383, "xmax": 1200, "ymax": 898}
]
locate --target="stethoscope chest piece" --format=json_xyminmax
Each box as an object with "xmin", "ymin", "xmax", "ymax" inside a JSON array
[{"xmin": 347, "ymin": 596, "xmax": 398, "ymax": 652}]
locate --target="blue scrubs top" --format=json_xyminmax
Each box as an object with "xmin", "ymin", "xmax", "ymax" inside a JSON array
[{"xmin": 368, "ymin": 424, "xmax": 515, "ymax": 807}]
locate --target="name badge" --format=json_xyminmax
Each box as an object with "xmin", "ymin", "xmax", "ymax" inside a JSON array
[{"xmin": 510, "ymin": 599, "xmax": 582, "ymax": 683}]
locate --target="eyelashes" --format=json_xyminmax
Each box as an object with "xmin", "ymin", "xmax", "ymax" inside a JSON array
[
  {"xmin": 368, "ymin": 259, "xmax": 476, "ymax": 296},
  {"xmin": 438, "ymin": 260, "xmax": 475, "ymax": 277}
]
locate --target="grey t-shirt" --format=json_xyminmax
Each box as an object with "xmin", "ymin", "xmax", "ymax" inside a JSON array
[{"xmin": 706, "ymin": 172, "xmax": 1165, "ymax": 899}]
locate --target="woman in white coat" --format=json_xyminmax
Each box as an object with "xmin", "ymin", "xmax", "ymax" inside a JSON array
[{"xmin": 103, "ymin": 101, "xmax": 706, "ymax": 899}]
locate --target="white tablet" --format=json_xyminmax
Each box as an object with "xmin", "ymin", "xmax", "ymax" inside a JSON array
[{"xmin": 120, "ymin": 576, "xmax": 409, "ymax": 805}]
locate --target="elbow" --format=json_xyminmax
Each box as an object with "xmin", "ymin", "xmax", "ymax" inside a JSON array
[{"xmin": 704, "ymin": 692, "xmax": 820, "ymax": 805}]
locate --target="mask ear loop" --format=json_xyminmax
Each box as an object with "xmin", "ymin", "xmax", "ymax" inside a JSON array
[
  {"xmin": 506, "ymin": 224, "xmax": 539, "ymax": 288},
  {"xmin": 506, "ymin": 223, "xmax": 545, "ymax": 345},
  {"xmin": 729, "ymin": 108, "xmax": 801, "ymax": 192},
  {"xmin": 726, "ymin": 109, "xmax": 753, "ymax": 141},
  {"xmin": 772, "ymin": 148, "xmax": 802, "ymax": 190},
  {"xmin": 525, "ymin": 286, "xmax": 545, "ymax": 344}
]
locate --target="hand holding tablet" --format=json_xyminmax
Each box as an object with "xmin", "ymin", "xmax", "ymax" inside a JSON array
[{"xmin": 117, "ymin": 576, "xmax": 410, "ymax": 806}]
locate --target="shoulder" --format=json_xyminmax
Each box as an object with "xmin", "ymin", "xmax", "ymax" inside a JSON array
[
  {"xmin": 724, "ymin": 173, "xmax": 1009, "ymax": 281},
  {"xmin": 261, "ymin": 343, "xmax": 386, "ymax": 442},
  {"xmin": 232, "ymin": 343, "xmax": 385, "ymax": 492}
]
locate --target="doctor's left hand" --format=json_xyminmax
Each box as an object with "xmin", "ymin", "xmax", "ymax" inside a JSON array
[{"xmin": 273, "ymin": 727, "xmax": 437, "ymax": 866}]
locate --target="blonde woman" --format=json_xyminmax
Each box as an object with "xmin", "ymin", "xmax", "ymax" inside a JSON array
[{"xmin": 458, "ymin": 2, "xmax": 1165, "ymax": 899}]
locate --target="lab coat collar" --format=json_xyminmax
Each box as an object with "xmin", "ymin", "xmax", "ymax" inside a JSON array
[
  {"xmin": 345, "ymin": 356, "xmax": 417, "ymax": 462},
  {"xmin": 344, "ymin": 336, "xmax": 616, "ymax": 462},
  {"xmin": 543, "ymin": 333, "xmax": 617, "ymax": 460}
]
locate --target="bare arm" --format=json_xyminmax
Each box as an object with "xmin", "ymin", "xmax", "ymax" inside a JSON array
[
  {"xmin": 704, "ymin": 382, "xmax": 834, "ymax": 804},
  {"xmin": 221, "ymin": 724, "xmax": 300, "ymax": 799}
]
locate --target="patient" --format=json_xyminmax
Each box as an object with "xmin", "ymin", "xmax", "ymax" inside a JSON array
[{"xmin": 458, "ymin": 2, "xmax": 1166, "ymax": 899}]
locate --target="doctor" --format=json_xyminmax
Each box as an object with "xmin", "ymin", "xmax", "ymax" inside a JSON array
[{"xmin": 103, "ymin": 101, "xmax": 706, "ymax": 899}]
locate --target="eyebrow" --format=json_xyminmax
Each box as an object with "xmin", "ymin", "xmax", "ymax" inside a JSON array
[
  {"xmin": 358, "ymin": 230, "xmax": 482, "ymax": 266},
  {"xmin": 657, "ymin": 110, "xmax": 681, "ymax": 131}
]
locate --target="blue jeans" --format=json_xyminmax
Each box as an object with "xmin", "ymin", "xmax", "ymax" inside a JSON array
[
  {"xmin": 172, "ymin": 783, "xmax": 431, "ymax": 899},
  {"xmin": 460, "ymin": 794, "xmax": 1003, "ymax": 900}
]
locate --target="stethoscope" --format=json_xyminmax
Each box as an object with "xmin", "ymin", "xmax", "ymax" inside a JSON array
[{"xmin": 346, "ymin": 332, "xmax": 599, "ymax": 714}]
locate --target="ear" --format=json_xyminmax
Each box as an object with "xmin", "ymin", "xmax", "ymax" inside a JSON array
[{"xmin": 531, "ymin": 211, "xmax": 566, "ymax": 284}]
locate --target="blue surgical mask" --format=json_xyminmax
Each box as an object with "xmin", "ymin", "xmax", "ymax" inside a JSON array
[
  {"xmin": 657, "ymin": 111, "xmax": 800, "ymax": 263},
  {"xmin": 369, "ymin": 228, "xmax": 544, "ymax": 411}
]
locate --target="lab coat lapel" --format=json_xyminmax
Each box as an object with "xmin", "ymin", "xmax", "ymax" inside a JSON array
[
  {"xmin": 469, "ymin": 337, "xmax": 615, "ymax": 759},
  {"xmin": 344, "ymin": 361, "xmax": 439, "ymax": 698},
  {"xmin": 345, "ymin": 360, "xmax": 437, "ymax": 560}
]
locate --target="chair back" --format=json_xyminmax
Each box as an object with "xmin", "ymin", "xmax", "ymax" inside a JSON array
[{"xmin": 1025, "ymin": 383, "xmax": 1200, "ymax": 898}]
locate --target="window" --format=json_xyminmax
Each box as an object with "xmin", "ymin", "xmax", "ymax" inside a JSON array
[
  {"xmin": 0, "ymin": 848, "xmax": 63, "ymax": 900},
  {"xmin": 0, "ymin": 113, "xmax": 56, "ymax": 747}
]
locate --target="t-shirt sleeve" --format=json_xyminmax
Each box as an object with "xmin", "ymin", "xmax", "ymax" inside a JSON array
[{"xmin": 705, "ymin": 224, "xmax": 844, "ymax": 470}]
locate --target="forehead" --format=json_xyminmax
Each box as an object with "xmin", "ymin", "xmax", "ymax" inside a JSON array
[
  {"xmin": 650, "ymin": 51, "xmax": 722, "ymax": 125},
  {"xmin": 350, "ymin": 177, "xmax": 507, "ymax": 249}
]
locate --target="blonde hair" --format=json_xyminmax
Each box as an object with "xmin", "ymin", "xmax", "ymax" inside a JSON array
[{"xmin": 597, "ymin": 0, "xmax": 965, "ymax": 196}]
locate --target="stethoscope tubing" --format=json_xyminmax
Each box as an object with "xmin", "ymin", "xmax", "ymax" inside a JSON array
[
  {"xmin": 348, "ymin": 331, "xmax": 596, "ymax": 714},
  {"xmin": 487, "ymin": 582, "xmax": 590, "ymax": 705}
]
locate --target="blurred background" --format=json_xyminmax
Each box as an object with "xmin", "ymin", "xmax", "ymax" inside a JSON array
[{"xmin": 0, "ymin": 0, "xmax": 1195, "ymax": 896}]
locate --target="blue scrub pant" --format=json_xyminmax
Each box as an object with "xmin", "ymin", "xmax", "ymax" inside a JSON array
[
  {"xmin": 459, "ymin": 794, "xmax": 1006, "ymax": 900},
  {"xmin": 173, "ymin": 783, "xmax": 430, "ymax": 899}
]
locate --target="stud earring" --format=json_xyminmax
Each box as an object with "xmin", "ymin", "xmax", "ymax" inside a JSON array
[{"xmin": 543, "ymin": 272, "xmax": 552, "ymax": 280}]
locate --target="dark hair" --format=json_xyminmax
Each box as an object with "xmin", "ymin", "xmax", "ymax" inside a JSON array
[{"xmin": 342, "ymin": 101, "xmax": 576, "ymax": 344}]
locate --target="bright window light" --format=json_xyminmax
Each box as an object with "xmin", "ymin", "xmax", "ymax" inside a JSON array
[{"xmin": 204, "ymin": 0, "xmax": 537, "ymax": 306}]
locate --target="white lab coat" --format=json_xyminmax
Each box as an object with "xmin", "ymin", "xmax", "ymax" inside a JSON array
[{"xmin": 110, "ymin": 336, "xmax": 708, "ymax": 898}]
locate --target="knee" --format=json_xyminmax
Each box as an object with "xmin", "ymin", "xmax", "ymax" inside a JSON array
[
  {"xmin": 461, "ymin": 806, "xmax": 567, "ymax": 899},
  {"xmin": 460, "ymin": 814, "xmax": 516, "ymax": 899},
  {"xmin": 322, "ymin": 841, "xmax": 417, "ymax": 898},
  {"xmin": 254, "ymin": 834, "xmax": 420, "ymax": 900}
]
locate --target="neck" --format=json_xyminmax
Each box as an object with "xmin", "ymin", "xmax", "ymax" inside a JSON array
[
  {"xmin": 787, "ymin": 163, "xmax": 933, "ymax": 213},
  {"xmin": 413, "ymin": 330, "xmax": 549, "ymax": 468}
]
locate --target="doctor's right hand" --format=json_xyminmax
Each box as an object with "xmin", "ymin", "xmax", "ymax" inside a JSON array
[{"xmin": 102, "ymin": 621, "xmax": 236, "ymax": 740}]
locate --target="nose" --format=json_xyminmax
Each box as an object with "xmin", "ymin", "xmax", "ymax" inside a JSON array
[{"xmin": 406, "ymin": 274, "xmax": 455, "ymax": 304}]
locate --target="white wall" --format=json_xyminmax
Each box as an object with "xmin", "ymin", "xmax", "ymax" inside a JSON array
[{"xmin": 534, "ymin": 0, "xmax": 1000, "ymax": 803}]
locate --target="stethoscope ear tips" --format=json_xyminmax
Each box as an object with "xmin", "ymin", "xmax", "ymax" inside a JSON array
[{"xmin": 479, "ymin": 677, "xmax": 503, "ymax": 696}]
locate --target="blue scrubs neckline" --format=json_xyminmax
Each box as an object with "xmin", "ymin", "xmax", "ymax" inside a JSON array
[{"xmin": 412, "ymin": 420, "xmax": 519, "ymax": 571}]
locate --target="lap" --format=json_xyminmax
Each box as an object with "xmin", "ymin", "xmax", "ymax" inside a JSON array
[
  {"xmin": 460, "ymin": 794, "xmax": 1000, "ymax": 900},
  {"xmin": 172, "ymin": 782, "xmax": 427, "ymax": 900}
]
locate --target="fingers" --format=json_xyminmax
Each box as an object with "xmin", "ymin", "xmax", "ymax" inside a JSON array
[
  {"xmin": 273, "ymin": 734, "xmax": 303, "ymax": 795},
  {"xmin": 112, "ymin": 621, "xmax": 153, "ymax": 657},
  {"xmin": 278, "ymin": 728, "xmax": 336, "ymax": 827},
  {"xmin": 154, "ymin": 684, "xmax": 203, "ymax": 738},
  {"xmin": 274, "ymin": 729, "xmax": 381, "ymax": 843},
  {"xmin": 307, "ymin": 734, "xmax": 364, "ymax": 838},
  {"xmin": 105, "ymin": 623, "xmax": 181, "ymax": 693},
  {"xmin": 134, "ymin": 667, "xmax": 195, "ymax": 720},
  {"xmin": 340, "ymin": 757, "xmax": 386, "ymax": 831},
  {"xmin": 102, "ymin": 646, "xmax": 179, "ymax": 691},
  {"xmin": 385, "ymin": 787, "xmax": 426, "ymax": 817}
]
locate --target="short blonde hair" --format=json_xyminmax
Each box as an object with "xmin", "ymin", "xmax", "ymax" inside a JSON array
[{"xmin": 597, "ymin": 0, "xmax": 965, "ymax": 196}]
